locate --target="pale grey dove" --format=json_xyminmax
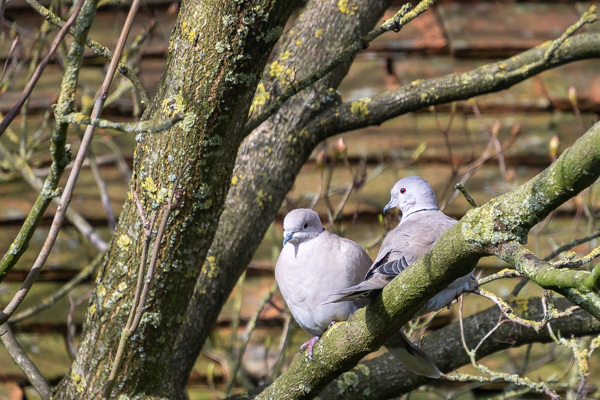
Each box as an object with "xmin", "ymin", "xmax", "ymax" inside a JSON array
[
  {"xmin": 275, "ymin": 208, "xmax": 441, "ymax": 378},
  {"xmin": 331, "ymin": 175, "xmax": 475, "ymax": 314}
]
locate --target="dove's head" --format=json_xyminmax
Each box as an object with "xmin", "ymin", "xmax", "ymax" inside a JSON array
[
  {"xmin": 383, "ymin": 176, "xmax": 439, "ymax": 217},
  {"xmin": 282, "ymin": 209, "xmax": 325, "ymax": 246}
]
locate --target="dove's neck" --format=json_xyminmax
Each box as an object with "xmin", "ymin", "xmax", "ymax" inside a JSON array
[{"xmin": 402, "ymin": 206, "xmax": 439, "ymax": 219}]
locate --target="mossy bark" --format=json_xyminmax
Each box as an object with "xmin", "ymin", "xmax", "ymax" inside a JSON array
[{"xmin": 53, "ymin": 1, "xmax": 298, "ymax": 398}]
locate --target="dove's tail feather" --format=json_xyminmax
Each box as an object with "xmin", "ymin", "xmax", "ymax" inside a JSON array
[
  {"xmin": 385, "ymin": 331, "xmax": 441, "ymax": 379},
  {"xmin": 326, "ymin": 282, "xmax": 382, "ymax": 303}
]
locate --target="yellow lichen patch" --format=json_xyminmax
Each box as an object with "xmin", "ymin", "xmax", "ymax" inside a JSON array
[
  {"xmin": 350, "ymin": 98, "xmax": 371, "ymax": 117},
  {"xmin": 143, "ymin": 176, "xmax": 158, "ymax": 194},
  {"xmin": 338, "ymin": 0, "xmax": 357, "ymax": 15},
  {"xmin": 355, "ymin": 363, "xmax": 370, "ymax": 376},
  {"xmin": 249, "ymin": 83, "xmax": 271, "ymax": 114},
  {"xmin": 72, "ymin": 372, "xmax": 87, "ymax": 393},
  {"xmin": 295, "ymin": 38, "xmax": 302, "ymax": 46},
  {"xmin": 162, "ymin": 93, "xmax": 185, "ymax": 117},
  {"xmin": 203, "ymin": 255, "xmax": 219, "ymax": 279},
  {"xmin": 231, "ymin": 175, "xmax": 239, "ymax": 186},
  {"xmin": 117, "ymin": 234, "xmax": 131, "ymax": 251},
  {"xmin": 279, "ymin": 50, "xmax": 291, "ymax": 61},
  {"xmin": 314, "ymin": 28, "xmax": 322, "ymax": 38},
  {"xmin": 268, "ymin": 61, "xmax": 293, "ymax": 84},
  {"xmin": 269, "ymin": 61, "xmax": 285, "ymax": 78},
  {"xmin": 97, "ymin": 284, "xmax": 106, "ymax": 299}
]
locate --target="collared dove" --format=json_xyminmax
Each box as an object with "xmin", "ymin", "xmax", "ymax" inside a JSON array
[
  {"xmin": 275, "ymin": 208, "xmax": 441, "ymax": 378},
  {"xmin": 331, "ymin": 175, "xmax": 475, "ymax": 314}
]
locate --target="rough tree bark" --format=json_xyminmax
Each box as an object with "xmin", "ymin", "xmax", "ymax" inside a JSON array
[{"xmin": 54, "ymin": 1, "xmax": 299, "ymax": 398}]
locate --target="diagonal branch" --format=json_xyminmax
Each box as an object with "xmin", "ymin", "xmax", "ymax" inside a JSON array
[{"xmin": 305, "ymin": 32, "xmax": 600, "ymax": 141}]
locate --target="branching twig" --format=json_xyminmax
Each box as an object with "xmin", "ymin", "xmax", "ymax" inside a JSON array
[
  {"xmin": 58, "ymin": 112, "xmax": 184, "ymax": 134},
  {"xmin": 504, "ymin": 5, "xmax": 598, "ymax": 80},
  {"xmin": 0, "ymin": 0, "xmax": 84, "ymax": 137},
  {"xmin": 10, "ymin": 254, "xmax": 101, "ymax": 323},
  {"xmin": 455, "ymin": 296, "xmax": 561, "ymax": 399},
  {"xmin": 23, "ymin": 0, "xmax": 151, "ymax": 105}
]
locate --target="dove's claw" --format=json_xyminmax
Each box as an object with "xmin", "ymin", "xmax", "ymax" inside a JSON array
[{"xmin": 300, "ymin": 336, "xmax": 320, "ymax": 360}]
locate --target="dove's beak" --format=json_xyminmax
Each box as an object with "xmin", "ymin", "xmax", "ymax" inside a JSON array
[
  {"xmin": 383, "ymin": 199, "xmax": 395, "ymax": 214},
  {"xmin": 283, "ymin": 232, "xmax": 294, "ymax": 246}
]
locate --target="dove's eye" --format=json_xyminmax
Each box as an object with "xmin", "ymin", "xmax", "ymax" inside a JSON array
[
  {"xmin": 400, "ymin": 188, "xmax": 406, "ymax": 194},
  {"xmin": 303, "ymin": 223, "xmax": 308, "ymax": 229}
]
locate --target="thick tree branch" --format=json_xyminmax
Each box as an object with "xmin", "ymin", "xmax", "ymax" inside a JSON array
[
  {"xmin": 243, "ymin": 0, "xmax": 432, "ymax": 135},
  {"xmin": 306, "ymin": 32, "xmax": 600, "ymax": 140}
]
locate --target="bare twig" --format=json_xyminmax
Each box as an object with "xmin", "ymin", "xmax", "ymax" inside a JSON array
[
  {"xmin": 88, "ymin": 148, "xmax": 117, "ymax": 231},
  {"xmin": 66, "ymin": 292, "xmax": 91, "ymax": 358},
  {"xmin": 454, "ymin": 183, "xmax": 477, "ymax": 208},
  {"xmin": 11, "ymin": 254, "xmax": 101, "ymax": 323},
  {"xmin": 0, "ymin": 323, "xmax": 52, "ymax": 400},
  {"xmin": 545, "ymin": 229, "xmax": 600, "ymax": 262},
  {"xmin": 0, "ymin": 141, "xmax": 107, "ymax": 280},
  {"xmin": 0, "ymin": 37, "xmax": 18, "ymax": 82},
  {"xmin": 441, "ymin": 119, "xmax": 520, "ymax": 210},
  {"xmin": 58, "ymin": 112, "xmax": 184, "ymax": 133},
  {"xmin": 226, "ymin": 281, "xmax": 278, "ymax": 396},
  {"xmin": 270, "ymin": 312, "xmax": 294, "ymax": 380},
  {"xmin": 454, "ymin": 296, "xmax": 561, "ymax": 399},
  {"xmin": 23, "ymin": 0, "xmax": 151, "ymax": 105},
  {"xmin": 0, "ymin": 0, "xmax": 85, "ymax": 137},
  {"xmin": 477, "ymin": 268, "xmax": 522, "ymax": 286}
]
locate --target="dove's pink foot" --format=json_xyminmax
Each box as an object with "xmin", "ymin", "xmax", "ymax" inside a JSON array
[{"xmin": 300, "ymin": 336, "xmax": 320, "ymax": 360}]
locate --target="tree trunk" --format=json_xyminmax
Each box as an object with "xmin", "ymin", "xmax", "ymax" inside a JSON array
[{"xmin": 54, "ymin": 1, "xmax": 298, "ymax": 398}]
